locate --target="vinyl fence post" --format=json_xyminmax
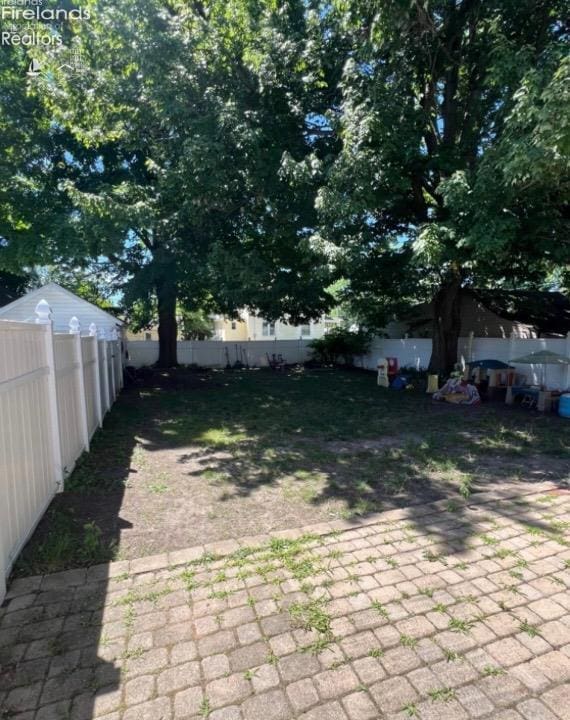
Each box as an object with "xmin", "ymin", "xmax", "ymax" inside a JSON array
[
  {"xmin": 114, "ymin": 329, "xmax": 124, "ymax": 390},
  {"xmin": 36, "ymin": 300, "xmax": 64, "ymax": 492},
  {"xmin": 107, "ymin": 330, "xmax": 116, "ymax": 402},
  {"xmin": 99, "ymin": 328, "xmax": 110, "ymax": 414},
  {"xmin": 69, "ymin": 317, "xmax": 90, "ymax": 452},
  {"xmin": 90, "ymin": 324, "xmax": 103, "ymax": 428},
  {"xmin": 112, "ymin": 328, "xmax": 122, "ymax": 392}
]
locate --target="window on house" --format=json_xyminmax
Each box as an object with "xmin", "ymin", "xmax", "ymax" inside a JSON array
[
  {"xmin": 231, "ymin": 321, "xmax": 237, "ymax": 330},
  {"xmin": 300, "ymin": 324, "xmax": 311, "ymax": 337},
  {"xmin": 262, "ymin": 321, "xmax": 275, "ymax": 337},
  {"xmin": 145, "ymin": 332, "xmax": 152, "ymax": 341}
]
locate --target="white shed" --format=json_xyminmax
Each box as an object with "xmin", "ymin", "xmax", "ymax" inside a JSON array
[{"xmin": 0, "ymin": 283, "xmax": 124, "ymax": 336}]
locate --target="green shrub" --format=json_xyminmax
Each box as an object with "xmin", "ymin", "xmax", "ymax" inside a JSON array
[{"xmin": 309, "ymin": 328, "xmax": 372, "ymax": 366}]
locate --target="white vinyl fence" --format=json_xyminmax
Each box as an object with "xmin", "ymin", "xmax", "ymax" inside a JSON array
[
  {"xmin": 129, "ymin": 334, "xmax": 570, "ymax": 390},
  {"xmin": 127, "ymin": 339, "xmax": 313, "ymax": 368},
  {"xmin": 0, "ymin": 301, "xmax": 123, "ymax": 601},
  {"xmin": 361, "ymin": 333, "xmax": 570, "ymax": 390}
]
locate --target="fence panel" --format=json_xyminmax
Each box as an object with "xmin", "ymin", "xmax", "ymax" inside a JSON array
[
  {"xmin": 362, "ymin": 338, "xmax": 433, "ymax": 371},
  {"xmin": 127, "ymin": 340, "xmax": 159, "ymax": 367},
  {"xmin": 107, "ymin": 341, "xmax": 116, "ymax": 403},
  {"xmin": 0, "ymin": 309, "xmax": 122, "ymax": 602},
  {"xmin": 81, "ymin": 335, "xmax": 99, "ymax": 438},
  {"xmin": 362, "ymin": 334, "xmax": 570, "ymax": 390},
  {"xmin": 0, "ymin": 321, "xmax": 55, "ymax": 598},
  {"xmin": 127, "ymin": 339, "xmax": 313, "ymax": 368},
  {"xmin": 98, "ymin": 339, "xmax": 110, "ymax": 413},
  {"xmin": 54, "ymin": 334, "xmax": 86, "ymax": 477}
]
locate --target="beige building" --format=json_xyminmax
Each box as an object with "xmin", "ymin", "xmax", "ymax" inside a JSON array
[
  {"xmin": 127, "ymin": 311, "xmax": 341, "ymax": 342},
  {"xmin": 127, "ymin": 327, "xmax": 159, "ymax": 341},
  {"xmin": 212, "ymin": 310, "xmax": 340, "ymax": 341}
]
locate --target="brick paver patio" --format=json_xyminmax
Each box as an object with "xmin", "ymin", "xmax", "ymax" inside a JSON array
[{"xmin": 1, "ymin": 484, "xmax": 569, "ymax": 720}]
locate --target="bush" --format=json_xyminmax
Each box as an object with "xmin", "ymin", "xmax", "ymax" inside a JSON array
[{"xmin": 308, "ymin": 328, "xmax": 372, "ymax": 366}]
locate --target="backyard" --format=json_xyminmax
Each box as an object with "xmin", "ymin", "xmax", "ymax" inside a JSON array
[{"xmin": 16, "ymin": 367, "xmax": 570, "ymax": 577}]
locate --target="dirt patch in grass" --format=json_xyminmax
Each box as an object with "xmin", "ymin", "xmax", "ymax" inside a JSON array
[{"xmin": 14, "ymin": 368, "xmax": 570, "ymax": 576}]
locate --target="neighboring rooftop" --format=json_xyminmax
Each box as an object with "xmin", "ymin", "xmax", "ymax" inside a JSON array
[
  {"xmin": 389, "ymin": 287, "xmax": 570, "ymax": 339},
  {"xmin": 0, "ymin": 282, "xmax": 123, "ymax": 331},
  {"xmin": 470, "ymin": 288, "xmax": 570, "ymax": 337}
]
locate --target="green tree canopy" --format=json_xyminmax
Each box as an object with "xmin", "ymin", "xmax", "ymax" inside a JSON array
[
  {"xmin": 314, "ymin": 0, "xmax": 569, "ymax": 371},
  {"xmin": 1, "ymin": 0, "xmax": 335, "ymax": 365}
]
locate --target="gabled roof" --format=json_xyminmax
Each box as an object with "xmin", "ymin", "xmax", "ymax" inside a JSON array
[
  {"xmin": 0, "ymin": 282, "xmax": 124, "ymax": 325},
  {"xmin": 470, "ymin": 288, "xmax": 570, "ymax": 336},
  {"xmin": 396, "ymin": 288, "xmax": 570, "ymax": 336}
]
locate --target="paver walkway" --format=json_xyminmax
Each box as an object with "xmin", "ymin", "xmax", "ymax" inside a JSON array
[{"xmin": 1, "ymin": 483, "xmax": 569, "ymax": 720}]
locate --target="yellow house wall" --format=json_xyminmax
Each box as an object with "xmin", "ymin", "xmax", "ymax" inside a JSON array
[{"xmin": 214, "ymin": 319, "xmax": 247, "ymax": 342}]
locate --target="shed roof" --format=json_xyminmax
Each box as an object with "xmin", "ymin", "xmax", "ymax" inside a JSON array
[{"xmin": 0, "ymin": 282, "xmax": 124, "ymax": 326}]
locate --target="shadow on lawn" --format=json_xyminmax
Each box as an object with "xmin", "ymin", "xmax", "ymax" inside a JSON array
[
  {"xmin": 81, "ymin": 369, "xmax": 569, "ymax": 553},
  {"xmin": 15, "ymin": 368, "xmax": 570, "ymax": 567},
  {"xmin": 1, "ymin": 395, "xmax": 140, "ymax": 718}
]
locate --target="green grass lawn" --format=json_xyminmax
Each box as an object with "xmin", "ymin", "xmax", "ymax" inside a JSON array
[{"xmin": 15, "ymin": 367, "xmax": 570, "ymax": 576}]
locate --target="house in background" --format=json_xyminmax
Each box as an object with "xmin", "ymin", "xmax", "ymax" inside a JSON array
[
  {"xmin": 127, "ymin": 326, "xmax": 159, "ymax": 341},
  {"xmin": 211, "ymin": 310, "xmax": 341, "ymax": 341},
  {"xmin": 0, "ymin": 282, "xmax": 124, "ymax": 337},
  {"xmin": 386, "ymin": 288, "xmax": 570, "ymax": 339}
]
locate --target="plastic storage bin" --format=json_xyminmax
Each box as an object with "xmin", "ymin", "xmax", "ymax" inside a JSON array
[{"xmin": 559, "ymin": 393, "xmax": 570, "ymax": 418}]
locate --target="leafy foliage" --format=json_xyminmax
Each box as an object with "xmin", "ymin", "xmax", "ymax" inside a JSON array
[
  {"xmin": 1, "ymin": 0, "xmax": 567, "ymax": 370},
  {"xmin": 309, "ymin": 327, "xmax": 371, "ymax": 365},
  {"xmin": 0, "ymin": 0, "xmax": 335, "ymax": 364},
  {"xmin": 178, "ymin": 309, "xmax": 214, "ymax": 341},
  {"xmin": 311, "ymin": 0, "xmax": 569, "ymax": 370}
]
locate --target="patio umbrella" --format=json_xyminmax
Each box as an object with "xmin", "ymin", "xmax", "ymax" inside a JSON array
[
  {"xmin": 509, "ymin": 350, "xmax": 570, "ymax": 388},
  {"xmin": 467, "ymin": 359, "xmax": 512, "ymax": 369}
]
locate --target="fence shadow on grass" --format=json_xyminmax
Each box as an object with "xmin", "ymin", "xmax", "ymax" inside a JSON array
[{"xmin": 0, "ymin": 393, "xmax": 138, "ymax": 719}]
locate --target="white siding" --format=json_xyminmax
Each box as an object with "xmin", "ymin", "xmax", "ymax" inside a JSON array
[
  {"xmin": 0, "ymin": 284, "xmax": 122, "ymax": 334},
  {"xmin": 246, "ymin": 316, "xmax": 328, "ymax": 340}
]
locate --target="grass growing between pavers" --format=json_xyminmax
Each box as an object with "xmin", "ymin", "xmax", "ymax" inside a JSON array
[
  {"xmin": 14, "ymin": 367, "xmax": 570, "ymax": 576},
  {"xmin": 2, "ymin": 490, "xmax": 570, "ymax": 719}
]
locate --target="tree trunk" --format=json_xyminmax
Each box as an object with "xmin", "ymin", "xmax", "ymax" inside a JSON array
[
  {"xmin": 155, "ymin": 270, "xmax": 178, "ymax": 368},
  {"xmin": 428, "ymin": 276, "xmax": 462, "ymax": 375}
]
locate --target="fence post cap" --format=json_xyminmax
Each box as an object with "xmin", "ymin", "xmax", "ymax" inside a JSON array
[
  {"xmin": 111, "ymin": 328, "xmax": 118, "ymax": 340},
  {"xmin": 35, "ymin": 299, "xmax": 52, "ymax": 324},
  {"xmin": 69, "ymin": 316, "xmax": 81, "ymax": 334},
  {"xmin": 98, "ymin": 327, "xmax": 107, "ymax": 340},
  {"xmin": 88, "ymin": 323, "xmax": 98, "ymax": 336}
]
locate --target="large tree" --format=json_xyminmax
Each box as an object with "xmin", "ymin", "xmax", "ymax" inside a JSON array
[
  {"xmin": 315, "ymin": 0, "xmax": 569, "ymax": 372},
  {"xmin": 0, "ymin": 0, "xmax": 335, "ymax": 366}
]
